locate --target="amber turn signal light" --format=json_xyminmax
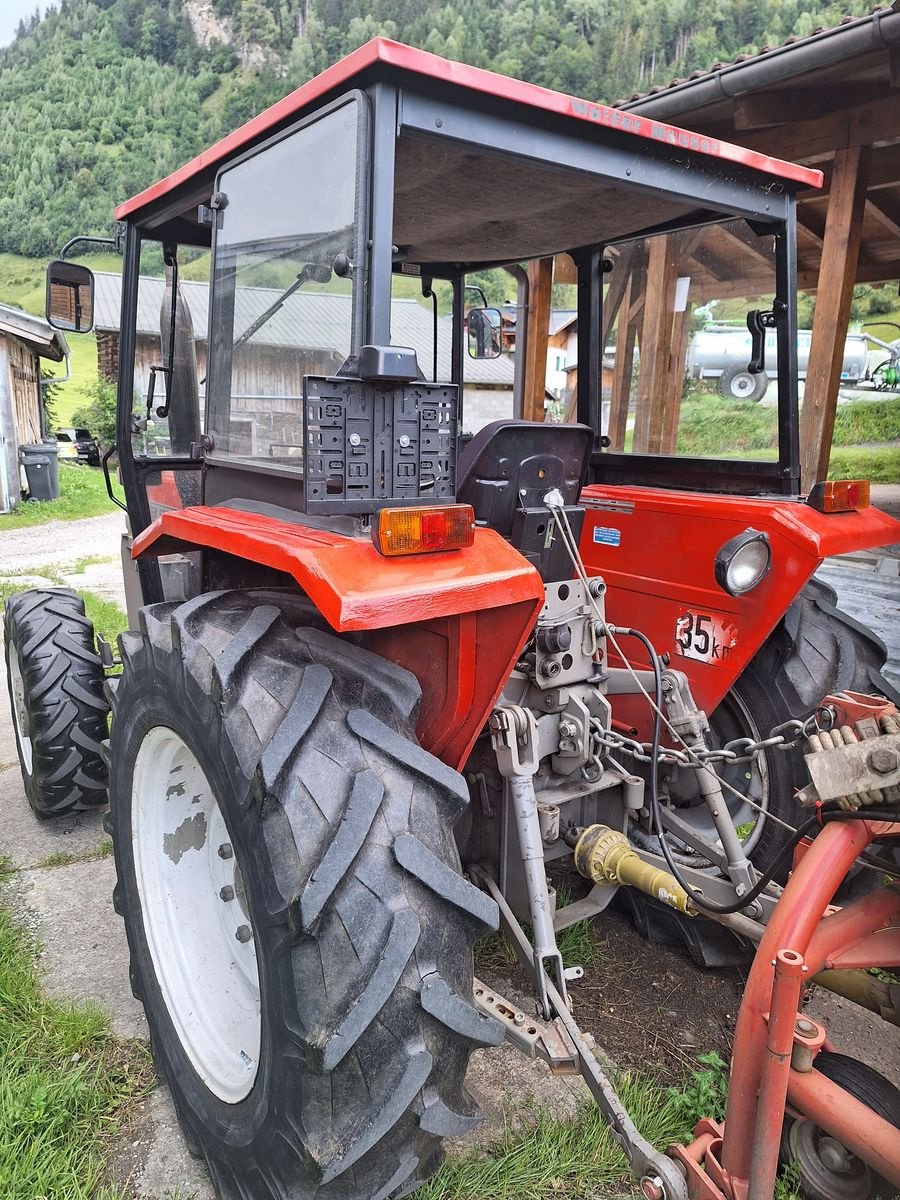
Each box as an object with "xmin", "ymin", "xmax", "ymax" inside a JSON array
[
  {"xmin": 372, "ymin": 504, "xmax": 476, "ymax": 556},
  {"xmin": 807, "ymin": 480, "xmax": 870, "ymax": 513}
]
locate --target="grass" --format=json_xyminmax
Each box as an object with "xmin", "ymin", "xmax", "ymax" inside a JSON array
[
  {"xmin": 0, "ymin": 554, "xmax": 126, "ymax": 649},
  {"xmin": 38, "ymin": 840, "xmax": 114, "ymax": 870},
  {"xmin": 827, "ymin": 445, "xmax": 900, "ymax": 484},
  {"xmin": 0, "ymin": 462, "xmax": 116, "ymax": 529},
  {"xmin": 0, "ymin": 865, "xmax": 153, "ymax": 1198},
  {"xmin": 416, "ymin": 1072, "xmax": 687, "ymax": 1200}
]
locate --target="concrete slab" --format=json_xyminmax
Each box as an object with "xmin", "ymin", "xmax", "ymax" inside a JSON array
[
  {"xmin": 112, "ymin": 1087, "xmax": 216, "ymax": 1200},
  {"xmin": 60, "ymin": 557, "xmax": 127, "ymax": 612},
  {"xmin": 17, "ymin": 855, "xmax": 147, "ymax": 1040},
  {"xmin": 0, "ymin": 774, "xmax": 109, "ymax": 870}
]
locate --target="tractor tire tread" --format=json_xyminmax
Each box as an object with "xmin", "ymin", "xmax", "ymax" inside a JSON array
[{"xmin": 4, "ymin": 587, "xmax": 109, "ymax": 818}]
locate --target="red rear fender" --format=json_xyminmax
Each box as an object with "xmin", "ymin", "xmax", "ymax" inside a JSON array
[{"xmin": 133, "ymin": 505, "xmax": 544, "ymax": 768}]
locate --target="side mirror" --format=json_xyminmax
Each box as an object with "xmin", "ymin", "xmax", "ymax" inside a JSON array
[
  {"xmin": 466, "ymin": 307, "xmax": 502, "ymax": 360},
  {"xmin": 46, "ymin": 260, "xmax": 95, "ymax": 333}
]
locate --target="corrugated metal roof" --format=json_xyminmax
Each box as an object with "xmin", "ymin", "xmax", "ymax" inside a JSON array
[
  {"xmin": 0, "ymin": 302, "xmax": 69, "ymax": 361},
  {"xmin": 93, "ymin": 272, "xmax": 514, "ymax": 386}
]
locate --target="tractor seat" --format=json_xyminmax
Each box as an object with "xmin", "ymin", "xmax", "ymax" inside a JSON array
[
  {"xmin": 456, "ymin": 420, "xmax": 593, "ymax": 579},
  {"xmin": 456, "ymin": 420, "xmax": 593, "ymax": 536}
]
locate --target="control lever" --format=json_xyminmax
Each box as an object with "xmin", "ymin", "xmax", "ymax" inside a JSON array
[{"xmin": 746, "ymin": 308, "xmax": 777, "ymax": 375}]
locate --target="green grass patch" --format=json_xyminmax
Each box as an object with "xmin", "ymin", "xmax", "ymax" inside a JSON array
[
  {"xmin": 416, "ymin": 1072, "xmax": 686, "ymax": 1200},
  {"xmin": 0, "ymin": 462, "xmax": 115, "ymax": 529},
  {"xmin": 0, "ymin": 555, "xmax": 126, "ymax": 649},
  {"xmin": 828, "ymin": 445, "xmax": 900, "ymax": 484},
  {"xmin": 832, "ymin": 397, "xmax": 900, "ymax": 446},
  {"xmin": 0, "ymin": 887, "xmax": 152, "ymax": 1198}
]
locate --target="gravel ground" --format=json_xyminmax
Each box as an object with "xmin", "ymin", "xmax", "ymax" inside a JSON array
[{"xmin": 0, "ymin": 511, "xmax": 126, "ymax": 571}]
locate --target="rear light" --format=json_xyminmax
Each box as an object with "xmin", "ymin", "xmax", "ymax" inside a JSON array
[
  {"xmin": 372, "ymin": 504, "xmax": 475, "ymax": 556},
  {"xmin": 807, "ymin": 480, "xmax": 870, "ymax": 513}
]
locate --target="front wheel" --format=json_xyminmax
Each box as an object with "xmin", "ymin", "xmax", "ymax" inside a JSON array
[
  {"xmin": 717, "ymin": 365, "xmax": 768, "ymax": 402},
  {"xmin": 107, "ymin": 591, "xmax": 503, "ymax": 1200},
  {"xmin": 3, "ymin": 588, "xmax": 108, "ymax": 818}
]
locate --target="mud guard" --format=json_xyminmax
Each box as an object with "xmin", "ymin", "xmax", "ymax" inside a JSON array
[{"xmin": 132, "ymin": 504, "xmax": 544, "ymax": 769}]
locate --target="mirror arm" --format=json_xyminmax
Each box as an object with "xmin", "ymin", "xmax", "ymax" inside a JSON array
[{"xmin": 59, "ymin": 225, "xmax": 124, "ymax": 260}]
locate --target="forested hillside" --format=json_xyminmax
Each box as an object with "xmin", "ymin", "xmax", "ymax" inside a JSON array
[{"xmin": 0, "ymin": 0, "xmax": 880, "ymax": 259}]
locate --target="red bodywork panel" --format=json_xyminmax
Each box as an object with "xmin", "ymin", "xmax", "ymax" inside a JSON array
[
  {"xmin": 116, "ymin": 39, "xmax": 820, "ymax": 222},
  {"xmin": 133, "ymin": 505, "xmax": 543, "ymax": 769},
  {"xmin": 579, "ymin": 484, "xmax": 900, "ymax": 735}
]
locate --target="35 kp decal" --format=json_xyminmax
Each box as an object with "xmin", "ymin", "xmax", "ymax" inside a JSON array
[{"xmin": 675, "ymin": 611, "xmax": 738, "ymax": 664}]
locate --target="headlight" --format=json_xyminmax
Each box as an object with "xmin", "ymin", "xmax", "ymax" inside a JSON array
[{"xmin": 715, "ymin": 529, "xmax": 771, "ymax": 596}]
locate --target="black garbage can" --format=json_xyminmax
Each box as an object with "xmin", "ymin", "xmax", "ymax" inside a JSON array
[{"xmin": 20, "ymin": 441, "xmax": 61, "ymax": 501}]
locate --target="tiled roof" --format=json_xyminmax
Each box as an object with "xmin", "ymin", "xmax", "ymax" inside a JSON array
[
  {"xmin": 93, "ymin": 272, "xmax": 515, "ymax": 386},
  {"xmin": 615, "ymin": 7, "xmax": 896, "ymax": 107}
]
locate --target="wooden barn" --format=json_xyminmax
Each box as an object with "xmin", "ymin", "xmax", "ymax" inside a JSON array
[{"xmin": 0, "ymin": 303, "xmax": 69, "ymax": 513}]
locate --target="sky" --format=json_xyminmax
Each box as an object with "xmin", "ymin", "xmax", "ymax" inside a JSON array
[{"xmin": 0, "ymin": 0, "xmax": 46, "ymax": 48}]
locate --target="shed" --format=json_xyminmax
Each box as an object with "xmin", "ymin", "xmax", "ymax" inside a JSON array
[
  {"xmin": 619, "ymin": 4, "xmax": 900, "ymax": 487},
  {"xmin": 0, "ymin": 304, "xmax": 69, "ymax": 513},
  {"xmin": 91, "ymin": 273, "xmax": 516, "ymax": 437}
]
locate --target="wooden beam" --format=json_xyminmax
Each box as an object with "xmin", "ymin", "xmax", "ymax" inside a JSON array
[
  {"xmin": 734, "ymin": 84, "xmax": 891, "ymax": 132},
  {"xmin": 798, "ymin": 256, "xmax": 900, "ymax": 290},
  {"xmin": 737, "ymin": 92, "xmax": 900, "ymax": 163},
  {"xmin": 522, "ymin": 257, "xmax": 553, "ymax": 423},
  {"xmin": 553, "ymin": 253, "xmax": 578, "ymax": 285},
  {"xmin": 800, "ymin": 145, "xmax": 870, "ymax": 490},
  {"xmin": 660, "ymin": 302, "xmax": 693, "ymax": 455},
  {"xmin": 796, "ymin": 214, "xmax": 824, "ymax": 249},
  {"xmin": 634, "ymin": 235, "xmax": 680, "ymax": 455},
  {"xmin": 865, "ymin": 197, "xmax": 900, "ymax": 240},
  {"xmin": 607, "ymin": 270, "xmax": 641, "ymax": 451}
]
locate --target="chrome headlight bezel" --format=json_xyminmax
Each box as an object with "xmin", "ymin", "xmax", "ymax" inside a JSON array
[{"xmin": 714, "ymin": 529, "xmax": 772, "ymax": 596}]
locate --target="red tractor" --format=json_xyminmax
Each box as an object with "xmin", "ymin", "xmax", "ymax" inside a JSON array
[{"xmin": 6, "ymin": 39, "xmax": 900, "ymax": 1200}]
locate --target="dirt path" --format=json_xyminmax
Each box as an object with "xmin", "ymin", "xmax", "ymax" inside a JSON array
[{"xmin": 0, "ymin": 510, "xmax": 126, "ymax": 571}]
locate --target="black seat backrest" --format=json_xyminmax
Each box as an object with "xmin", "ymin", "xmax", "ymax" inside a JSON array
[{"xmin": 456, "ymin": 420, "xmax": 593, "ymax": 536}]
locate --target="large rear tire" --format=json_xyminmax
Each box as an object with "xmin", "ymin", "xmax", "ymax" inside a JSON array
[
  {"xmin": 107, "ymin": 590, "xmax": 503, "ymax": 1200},
  {"xmin": 731, "ymin": 577, "xmax": 898, "ymax": 884},
  {"xmin": 3, "ymin": 587, "xmax": 108, "ymax": 818}
]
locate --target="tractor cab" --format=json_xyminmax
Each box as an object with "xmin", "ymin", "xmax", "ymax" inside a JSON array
[{"xmin": 49, "ymin": 39, "xmax": 825, "ymax": 598}]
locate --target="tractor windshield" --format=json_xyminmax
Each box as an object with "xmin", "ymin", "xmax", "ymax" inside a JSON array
[{"xmin": 206, "ymin": 96, "xmax": 366, "ymax": 467}]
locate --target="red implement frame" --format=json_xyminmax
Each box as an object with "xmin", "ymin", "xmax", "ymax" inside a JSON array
[
  {"xmin": 671, "ymin": 817, "xmax": 900, "ymax": 1200},
  {"xmin": 133, "ymin": 505, "xmax": 544, "ymax": 769}
]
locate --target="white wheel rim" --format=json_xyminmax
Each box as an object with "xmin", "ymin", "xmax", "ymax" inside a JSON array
[
  {"xmin": 132, "ymin": 726, "xmax": 260, "ymax": 1102},
  {"xmin": 8, "ymin": 647, "xmax": 33, "ymax": 776},
  {"xmin": 730, "ymin": 373, "xmax": 756, "ymax": 398}
]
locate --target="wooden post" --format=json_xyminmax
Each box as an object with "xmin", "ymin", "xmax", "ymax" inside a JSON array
[
  {"xmin": 660, "ymin": 301, "xmax": 693, "ymax": 455},
  {"xmin": 633, "ymin": 235, "xmax": 679, "ymax": 454},
  {"xmin": 800, "ymin": 145, "xmax": 870, "ymax": 489},
  {"xmin": 523, "ymin": 257, "xmax": 553, "ymax": 422},
  {"xmin": 607, "ymin": 272, "xmax": 642, "ymax": 450}
]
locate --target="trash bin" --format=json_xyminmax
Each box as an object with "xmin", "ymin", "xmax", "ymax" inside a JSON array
[{"xmin": 20, "ymin": 441, "xmax": 61, "ymax": 501}]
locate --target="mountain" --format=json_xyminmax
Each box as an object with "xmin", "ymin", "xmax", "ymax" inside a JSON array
[{"xmin": 0, "ymin": 0, "xmax": 879, "ymax": 260}]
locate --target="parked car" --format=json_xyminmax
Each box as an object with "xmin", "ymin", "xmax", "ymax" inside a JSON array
[
  {"xmin": 56, "ymin": 426, "xmax": 100, "ymax": 466},
  {"xmin": 687, "ymin": 323, "xmax": 869, "ymax": 401}
]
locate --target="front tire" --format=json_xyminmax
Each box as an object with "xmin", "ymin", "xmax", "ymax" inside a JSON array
[
  {"xmin": 717, "ymin": 365, "xmax": 768, "ymax": 402},
  {"xmin": 107, "ymin": 591, "xmax": 503, "ymax": 1200},
  {"xmin": 3, "ymin": 587, "xmax": 108, "ymax": 818}
]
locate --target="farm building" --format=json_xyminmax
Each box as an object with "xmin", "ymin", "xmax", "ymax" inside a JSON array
[
  {"xmin": 0, "ymin": 303, "xmax": 69, "ymax": 513},
  {"xmin": 91, "ymin": 272, "xmax": 516, "ymax": 438}
]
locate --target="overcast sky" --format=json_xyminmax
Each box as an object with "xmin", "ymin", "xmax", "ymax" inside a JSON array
[{"xmin": 0, "ymin": 1, "xmax": 46, "ymax": 47}]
